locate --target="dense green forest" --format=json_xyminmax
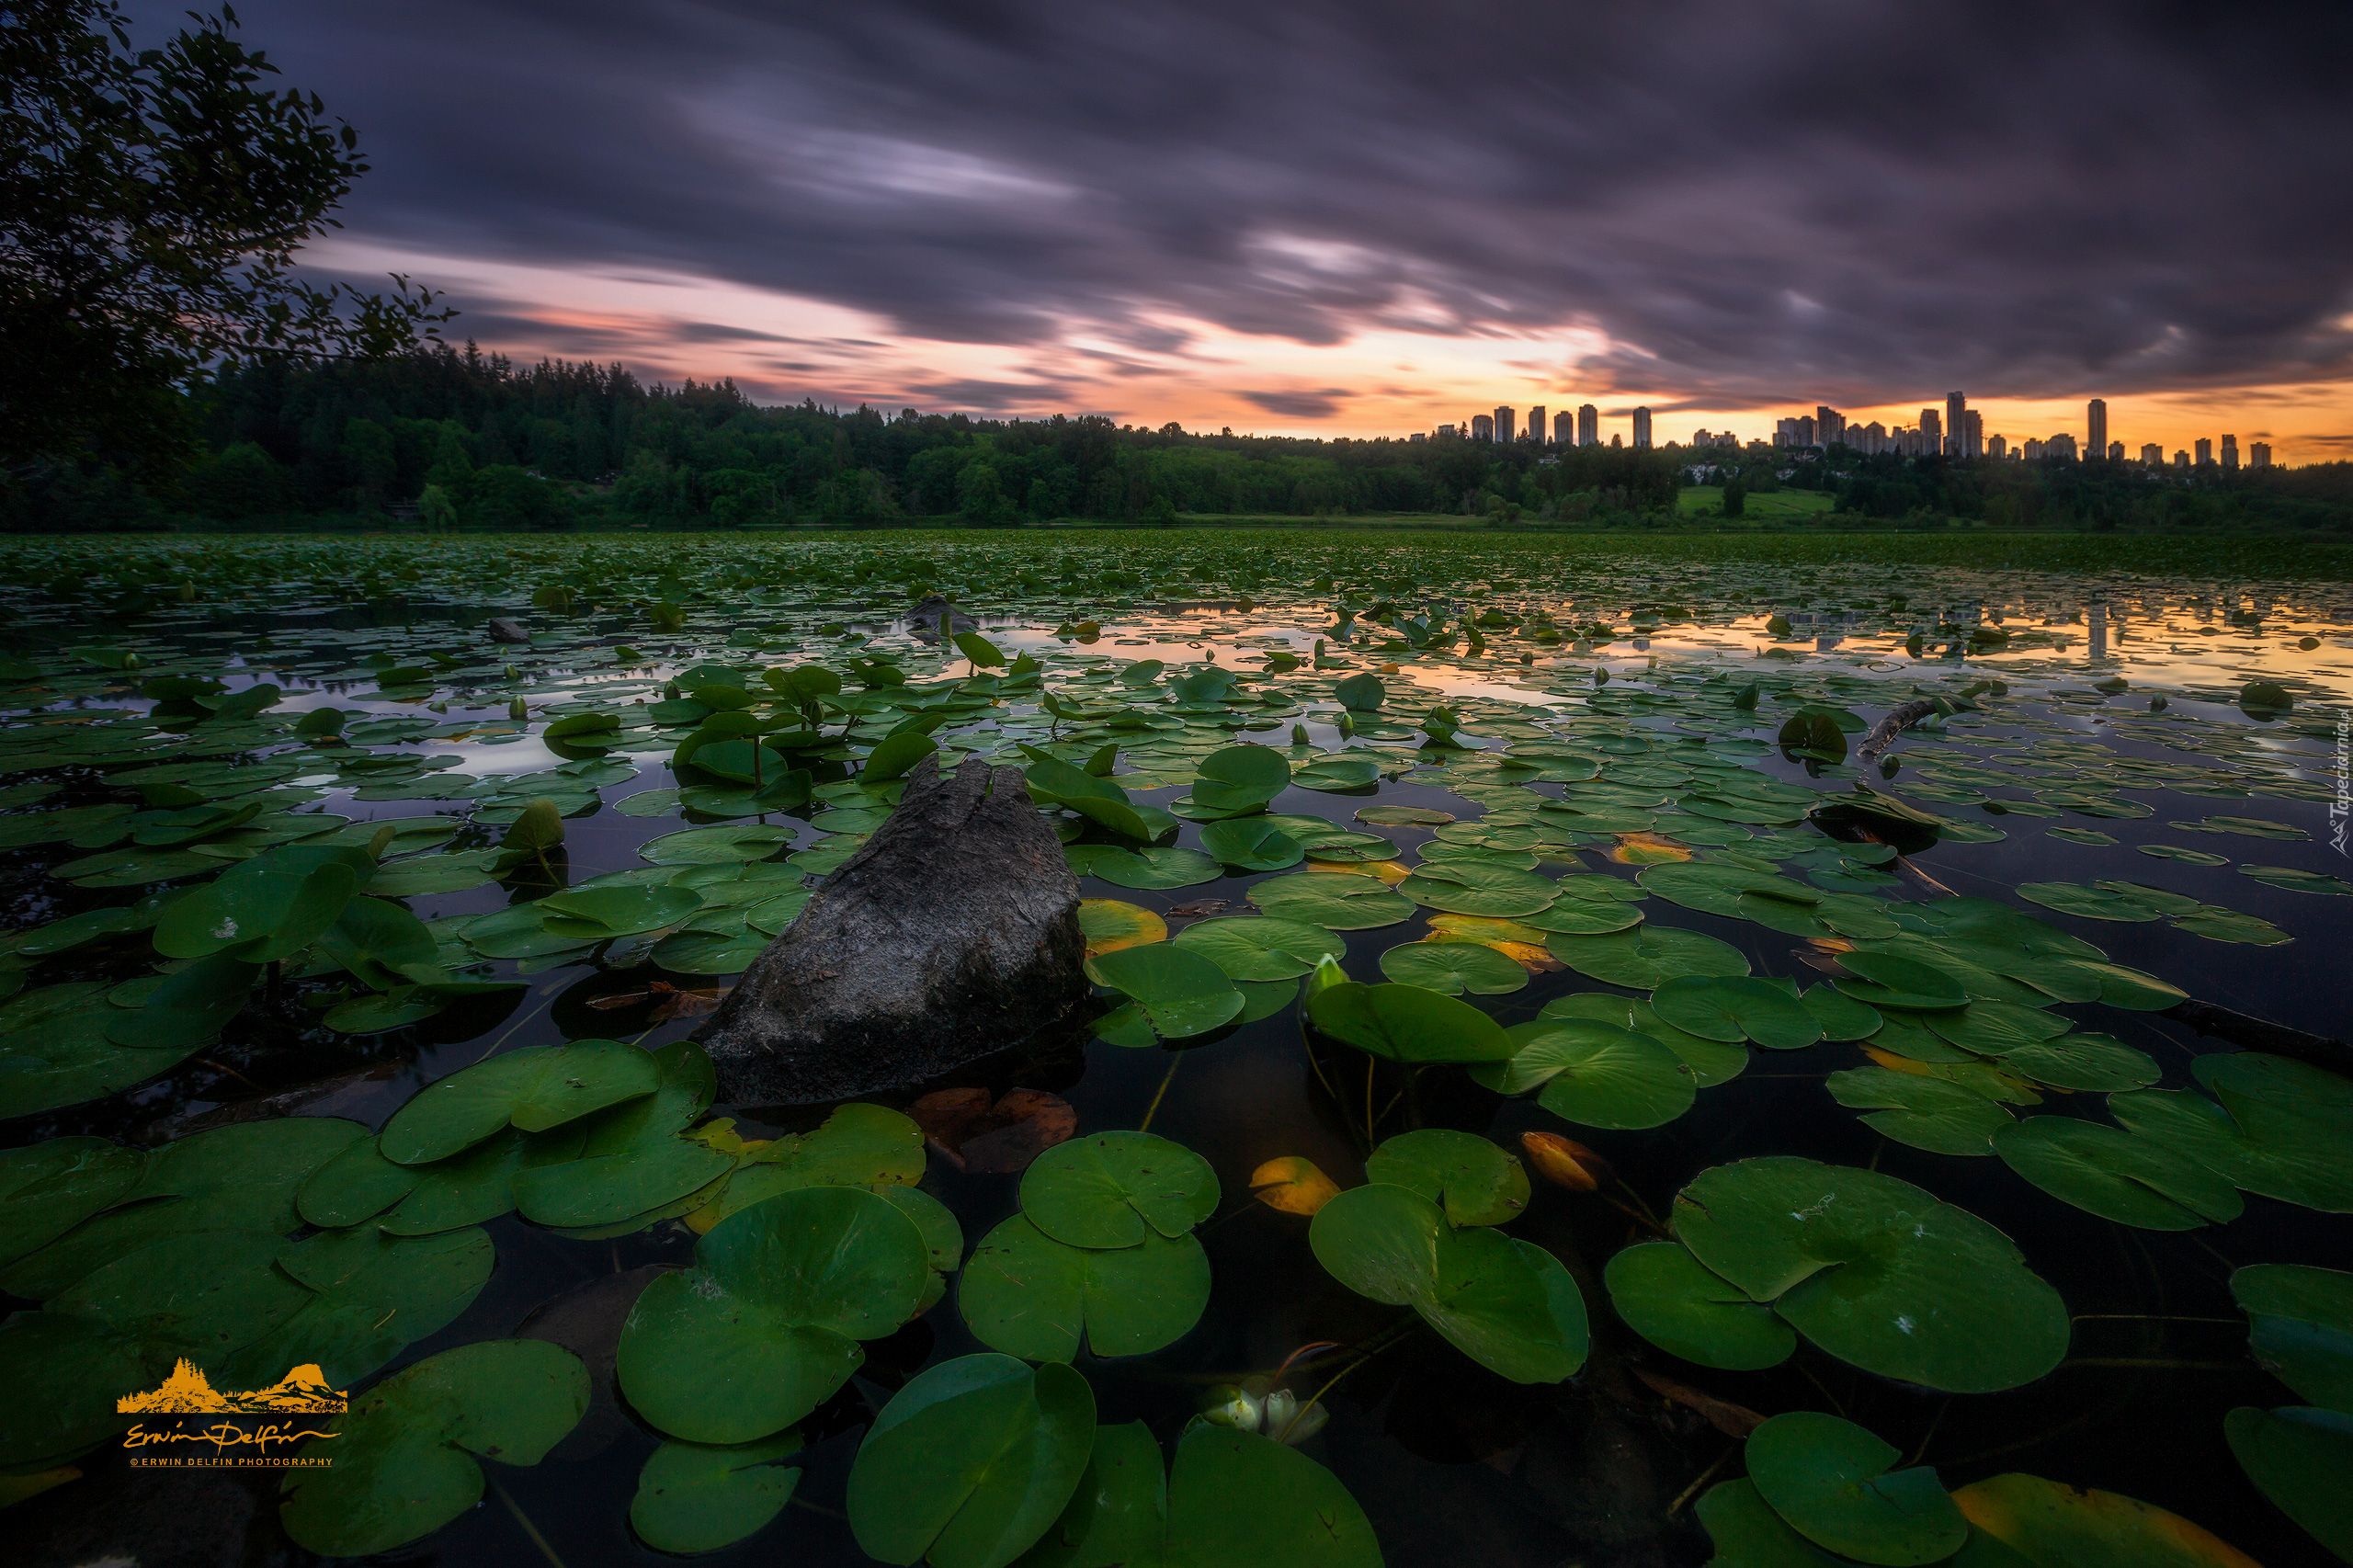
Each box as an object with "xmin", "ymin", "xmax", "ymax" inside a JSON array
[{"xmin": 6, "ymin": 342, "xmax": 2348, "ymax": 533}]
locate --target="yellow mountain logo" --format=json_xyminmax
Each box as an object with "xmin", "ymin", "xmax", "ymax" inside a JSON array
[{"xmin": 118, "ymin": 1359, "xmax": 347, "ymax": 1415}]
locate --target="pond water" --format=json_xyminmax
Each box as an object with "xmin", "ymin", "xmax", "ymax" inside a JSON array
[{"xmin": 1, "ymin": 535, "xmax": 2349, "ymax": 1568}]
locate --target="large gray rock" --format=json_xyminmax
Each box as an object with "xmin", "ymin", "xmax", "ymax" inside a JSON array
[{"xmin": 694, "ymin": 755, "xmax": 1086, "ymax": 1105}]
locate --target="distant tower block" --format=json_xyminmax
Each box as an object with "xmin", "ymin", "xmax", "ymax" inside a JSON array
[
  {"xmin": 2108, "ymin": 441, "xmax": 2124, "ymax": 462},
  {"xmin": 1920, "ymin": 407, "xmax": 1943, "ymax": 455},
  {"xmin": 2195, "ymin": 437, "xmax": 2212, "ymax": 465},
  {"xmin": 1961, "ymin": 409, "xmax": 1984, "ymax": 457},
  {"xmin": 1471, "ymin": 414, "xmax": 1494, "ymax": 441},
  {"xmin": 1528, "ymin": 405, "xmax": 1546, "ymax": 444},
  {"xmin": 1814, "ymin": 405, "xmax": 1846, "ymax": 446},
  {"xmin": 2140, "ymin": 443, "xmax": 2163, "ymax": 465},
  {"xmin": 1947, "ymin": 392, "xmax": 1967, "ymax": 456},
  {"xmin": 1493, "ymin": 406, "xmax": 1515, "ymax": 443},
  {"xmin": 2250, "ymin": 441, "xmax": 2272, "ymax": 468},
  {"xmin": 2086, "ymin": 399, "xmax": 2107, "ymax": 461},
  {"xmin": 2174, "ymin": 449, "xmax": 2189, "ymax": 469},
  {"xmin": 2221, "ymin": 435, "xmax": 2239, "ymax": 470},
  {"xmin": 1553, "ymin": 409, "xmax": 1574, "ymax": 444},
  {"xmin": 1576, "ymin": 403, "xmax": 1598, "ymax": 446}
]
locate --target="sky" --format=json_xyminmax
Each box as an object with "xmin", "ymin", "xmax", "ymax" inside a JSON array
[{"xmin": 241, "ymin": 0, "xmax": 2353, "ymax": 460}]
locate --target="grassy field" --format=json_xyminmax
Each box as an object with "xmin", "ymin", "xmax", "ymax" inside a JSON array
[{"xmin": 1675, "ymin": 485, "xmax": 1837, "ymax": 518}]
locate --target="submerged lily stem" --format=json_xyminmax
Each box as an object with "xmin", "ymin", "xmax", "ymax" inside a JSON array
[
  {"xmin": 1666, "ymin": 1444, "xmax": 1736, "ymax": 1517},
  {"xmin": 1904, "ymin": 1400, "xmax": 1950, "ymax": 1467},
  {"xmin": 1604, "ymin": 1196, "xmax": 1670, "ymax": 1238},
  {"xmin": 1138, "ymin": 1052, "xmax": 1183, "ymax": 1133},
  {"xmin": 490, "ymin": 1479, "xmax": 569, "ymax": 1568}
]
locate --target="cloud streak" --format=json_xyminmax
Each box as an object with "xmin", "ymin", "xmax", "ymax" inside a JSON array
[{"xmin": 244, "ymin": 0, "xmax": 2353, "ymax": 424}]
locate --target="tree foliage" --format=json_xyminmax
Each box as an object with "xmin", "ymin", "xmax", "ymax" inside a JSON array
[{"xmin": 0, "ymin": 0, "xmax": 450, "ymax": 477}]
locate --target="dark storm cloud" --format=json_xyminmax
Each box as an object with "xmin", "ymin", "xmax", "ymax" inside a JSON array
[
  {"xmin": 1240, "ymin": 390, "xmax": 1355, "ymax": 418},
  {"xmin": 241, "ymin": 0, "xmax": 2353, "ymax": 405}
]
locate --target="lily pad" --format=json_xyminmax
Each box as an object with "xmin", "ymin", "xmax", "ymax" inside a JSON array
[
  {"xmin": 380, "ymin": 1039, "xmax": 661, "ymax": 1165},
  {"xmin": 847, "ymin": 1354, "xmax": 1097, "ymax": 1568},
  {"xmin": 2110, "ymin": 1053, "xmax": 2353, "ymax": 1213},
  {"xmin": 1473, "ymin": 1018, "xmax": 1698, "ymax": 1129},
  {"xmin": 1378, "ymin": 940, "xmax": 1529, "ymax": 995},
  {"xmin": 1170, "ymin": 915, "xmax": 1345, "ymax": 981},
  {"xmin": 1306, "ymin": 981, "xmax": 1517, "ymax": 1062},
  {"xmin": 1544, "ymin": 925, "xmax": 1750, "ymax": 989},
  {"xmin": 1745, "ymin": 1410, "xmax": 1968, "ymax": 1565},
  {"xmin": 1197, "ymin": 817, "xmax": 1304, "ymax": 870},
  {"xmin": 1953, "ymin": 1470, "xmax": 2271, "ymax": 1567},
  {"xmin": 960, "ymin": 1215, "xmax": 1211, "ymax": 1361},
  {"xmin": 1246, "ymin": 872, "xmax": 1415, "ymax": 929},
  {"xmin": 2225, "ymin": 1405, "xmax": 2353, "ymax": 1562},
  {"xmin": 1603, "ymin": 1242, "xmax": 1796, "ymax": 1370},
  {"xmin": 1651, "ymin": 975, "xmax": 1824, "ymax": 1051},
  {"xmin": 631, "ymin": 1429, "xmax": 806, "ymax": 1554},
  {"xmin": 1020, "ymin": 1131, "xmax": 1220, "ymax": 1249},
  {"xmin": 1828, "ymin": 1068, "xmax": 2012, "ymax": 1155},
  {"xmin": 1309, "ymin": 1183, "xmax": 1586, "ymax": 1382},
  {"xmin": 1363, "ymin": 1129, "xmax": 1530, "ymax": 1227},
  {"xmin": 1086, "ymin": 945, "xmax": 1243, "ymax": 1038},
  {"xmin": 1086, "ymin": 846, "xmax": 1224, "ymax": 891},
  {"xmin": 1672, "ymin": 1156, "xmax": 2070, "ymax": 1392},
  {"xmin": 1399, "ymin": 861, "xmax": 1559, "ymax": 917},
  {"xmin": 618, "ymin": 1186, "xmax": 932, "ymax": 1444},
  {"xmin": 278, "ymin": 1338, "xmax": 588, "ymax": 1558}
]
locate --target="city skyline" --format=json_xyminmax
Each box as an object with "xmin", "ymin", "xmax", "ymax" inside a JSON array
[{"xmin": 229, "ymin": 2, "xmax": 2351, "ymax": 464}]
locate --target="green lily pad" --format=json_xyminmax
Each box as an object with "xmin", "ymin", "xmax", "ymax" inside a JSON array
[
  {"xmin": 1835, "ymin": 951, "xmax": 1970, "ymax": 1011},
  {"xmin": 1399, "ymin": 861, "xmax": 1559, "ymax": 917},
  {"xmin": 2137, "ymin": 845, "xmax": 2230, "ymax": 866},
  {"xmin": 2239, "ymin": 864, "xmax": 2351, "ymax": 896},
  {"xmin": 631, "ymin": 1429, "xmax": 805, "ymax": 1555},
  {"xmin": 1159, "ymin": 1423, "xmax": 1381, "ymax": 1568},
  {"xmin": 2110, "ymin": 1053, "xmax": 2353, "ymax": 1213},
  {"xmin": 0, "ymin": 1138, "xmax": 147, "ymax": 1268},
  {"xmin": 1473, "ymin": 1019, "xmax": 1698, "ymax": 1129},
  {"xmin": 1827, "ymin": 1067, "xmax": 2012, "ymax": 1155},
  {"xmin": 1086, "ymin": 945, "xmax": 1243, "ymax": 1038},
  {"xmin": 1197, "ymin": 817, "xmax": 1304, "ymax": 870},
  {"xmin": 1651, "ymin": 975, "xmax": 1824, "ymax": 1051},
  {"xmin": 617, "ymin": 1186, "xmax": 932, "ymax": 1443},
  {"xmin": 1537, "ymin": 992, "xmax": 1748, "ymax": 1086},
  {"xmin": 1246, "ymin": 872, "xmax": 1415, "ymax": 929},
  {"xmin": 1306, "ymin": 980, "xmax": 1517, "ymax": 1062},
  {"xmin": 1170, "ymin": 915, "xmax": 1345, "ymax": 981},
  {"xmin": 1694, "ymin": 1480, "xmax": 1850, "ymax": 1567},
  {"xmin": 641, "ymin": 824, "xmax": 797, "ymax": 864},
  {"xmin": 2234, "ymin": 1263, "xmax": 2353, "ymax": 1413},
  {"xmin": 537, "ymin": 882, "xmax": 702, "ymax": 938},
  {"xmin": 1544, "ymin": 925, "xmax": 1750, "ymax": 989},
  {"xmin": 1603, "ymin": 1241, "xmax": 1796, "ymax": 1370},
  {"xmin": 278, "ymin": 1338, "xmax": 588, "ymax": 1558},
  {"xmin": 1802, "ymin": 984, "xmax": 1884, "ymax": 1042},
  {"xmin": 1086, "ymin": 846, "xmax": 1224, "ymax": 890},
  {"xmin": 1309, "ymin": 1183, "xmax": 1586, "ymax": 1383},
  {"xmin": 1363, "ymin": 1129, "xmax": 1529, "ymax": 1226},
  {"xmin": 847, "ymin": 1354, "xmax": 1097, "ymax": 1568},
  {"xmin": 1996, "ymin": 1118, "xmax": 2238, "ymax": 1231},
  {"xmin": 710, "ymin": 1103, "xmax": 926, "ymax": 1221},
  {"xmin": 1672, "ymin": 1156, "xmax": 2070, "ymax": 1392},
  {"xmin": 217, "ymin": 1223, "xmax": 497, "ymax": 1392},
  {"xmin": 1186, "ymin": 744, "xmax": 1291, "ymax": 818},
  {"xmin": 1377, "ymin": 940, "xmax": 1529, "ymax": 995},
  {"xmin": 1746, "ymin": 1410, "xmax": 1967, "ymax": 1566},
  {"xmin": 2227, "ymin": 1405, "xmax": 2353, "ymax": 1562},
  {"xmin": 960, "ymin": 1215, "xmax": 1211, "ymax": 1360},
  {"xmin": 1997, "ymin": 1034, "xmax": 2160, "ymax": 1092},
  {"xmin": 380, "ymin": 1039, "xmax": 661, "ymax": 1165},
  {"xmin": 1020, "ymin": 1131, "xmax": 1219, "ymax": 1249}
]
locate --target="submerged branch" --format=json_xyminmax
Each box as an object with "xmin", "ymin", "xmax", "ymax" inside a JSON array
[{"xmin": 2160, "ymin": 997, "xmax": 2353, "ymax": 1080}]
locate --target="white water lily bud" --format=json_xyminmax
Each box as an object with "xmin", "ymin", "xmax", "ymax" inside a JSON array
[
  {"xmin": 1202, "ymin": 1384, "xmax": 1263, "ymax": 1430},
  {"xmin": 1261, "ymin": 1389, "xmax": 1298, "ymax": 1433},
  {"xmin": 1275, "ymin": 1401, "xmax": 1327, "ymax": 1444}
]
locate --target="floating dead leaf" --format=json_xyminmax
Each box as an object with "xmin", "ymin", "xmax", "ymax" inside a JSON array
[
  {"xmin": 1165, "ymin": 898, "xmax": 1230, "ymax": 919},
  {"xmin": 1250, "ymin": 1155, "xmax": 1343, "ymax": 1216},
  {"xmin": 910, "ymin": 1085, "xmax": 1077, "ymax": 1173},
  {"xmin": 1427, "ymin": 914, "xmax": 1552, "ymax": 945},
  {"xmin": 1425, "ymin": 933, "xmax": 1563, "ymax": 972},
  {"xmin": 586, "ymin": 980, "xmax": 732, "ymax": 1021},
  {"xmin": 1521, "ymin": 1131, "xmax": 1608, "ymax": 1191},
  {"xmin": 1608, "ymin": 832, "xmax": 1694, "ymax": 865},
  {"xmin": 1632, "ymin": 1367, "xmax": 1767, "ymax": 1438}
]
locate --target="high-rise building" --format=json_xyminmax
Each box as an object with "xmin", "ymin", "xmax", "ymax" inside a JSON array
[
  {"xmin": 1857, "ymin": 420, "xmax": 1888, "ymax": 453},
  {"xmin": 1815, "ymin": 406, "xmax": 1846, "ymax": 447},
  {"xmin": 1961, "ymin": 409, "xmax": 1984, "ymax": 458},
  {"xmin": 1988, "ymin": 434, "xmax": 2007, "ymax": 460},
  {"xmin": 2174, "ymin": 449, "xmax": 2189, "ymax": 470},
  {"xmin": 1946, "ymin": 392, "xmax": 1967, "ymax": 457},
  {"xmin": 1472, "ymin": 414, "xmax": 1494, "ymax": 441},
  {"xmin": 2140, "ymin": 443, "xmax": 2163, "ymax": 466},
  {"xmin": 1920, "ymin": 408, "xmax": 1942, "ymax": 454},
  {"xmin": 1554, "ymin": 410, "xmax": 1574, "ymax": 444},
  {"xmin": 2250, "ymin": 441, "xmax": 2272, "ymax": 468},
  {"xmin": 1576, "ymin": 403, "xmax": 1597, "ymax": 447},
  {"xmin": 2086, "ymin": 399, "xmax": 2107, "ymax": 461},
  {"xmin": 1408, "ymin": 432, "xmax": 1427, "ymax": 443},
  {"xmin": 1632, "ymin": 407, "xmax": 1653, "ymax": 448},
  {"xmin": 1438, "ymin": 424, "xmax": 1457, "ymax": 438},
  {"xmin": 1610, "ymin": 434, "xmax": 1623, "ymax": 448},
  {"xmin": 1493, "ymin": 406, "xmax": 1515, "ymax": 444},
  {"xmin": 2221, "ymin": 435, "xmax": 2239, "ymax": 471},
  {"xmin": 2049, "ymin": 433, "xmax": 2077, "ymax": 460},
  {"xmin": 1529, "ymin": 406, "xmax": 1546, "ymax": 444},
  {"xmin": 1795, "ymin": 415, "xmax": 1816, "ymax": 448},
  {"xmin": 2023, "ymin": 437, "xmax": 2045, "ymax": 460},
  {"xmin": 2108, "ymin": 441, "xmax": 2124, "ymax": 462},
  {"xmin": 2195, "ymin": 437, "xmax": 2212, "ymax": 465}
]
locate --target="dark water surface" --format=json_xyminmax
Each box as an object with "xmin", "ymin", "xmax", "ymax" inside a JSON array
[{"xmin": 2, "ymin": 537, "xmax": 2348, "ymax": 1567}]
